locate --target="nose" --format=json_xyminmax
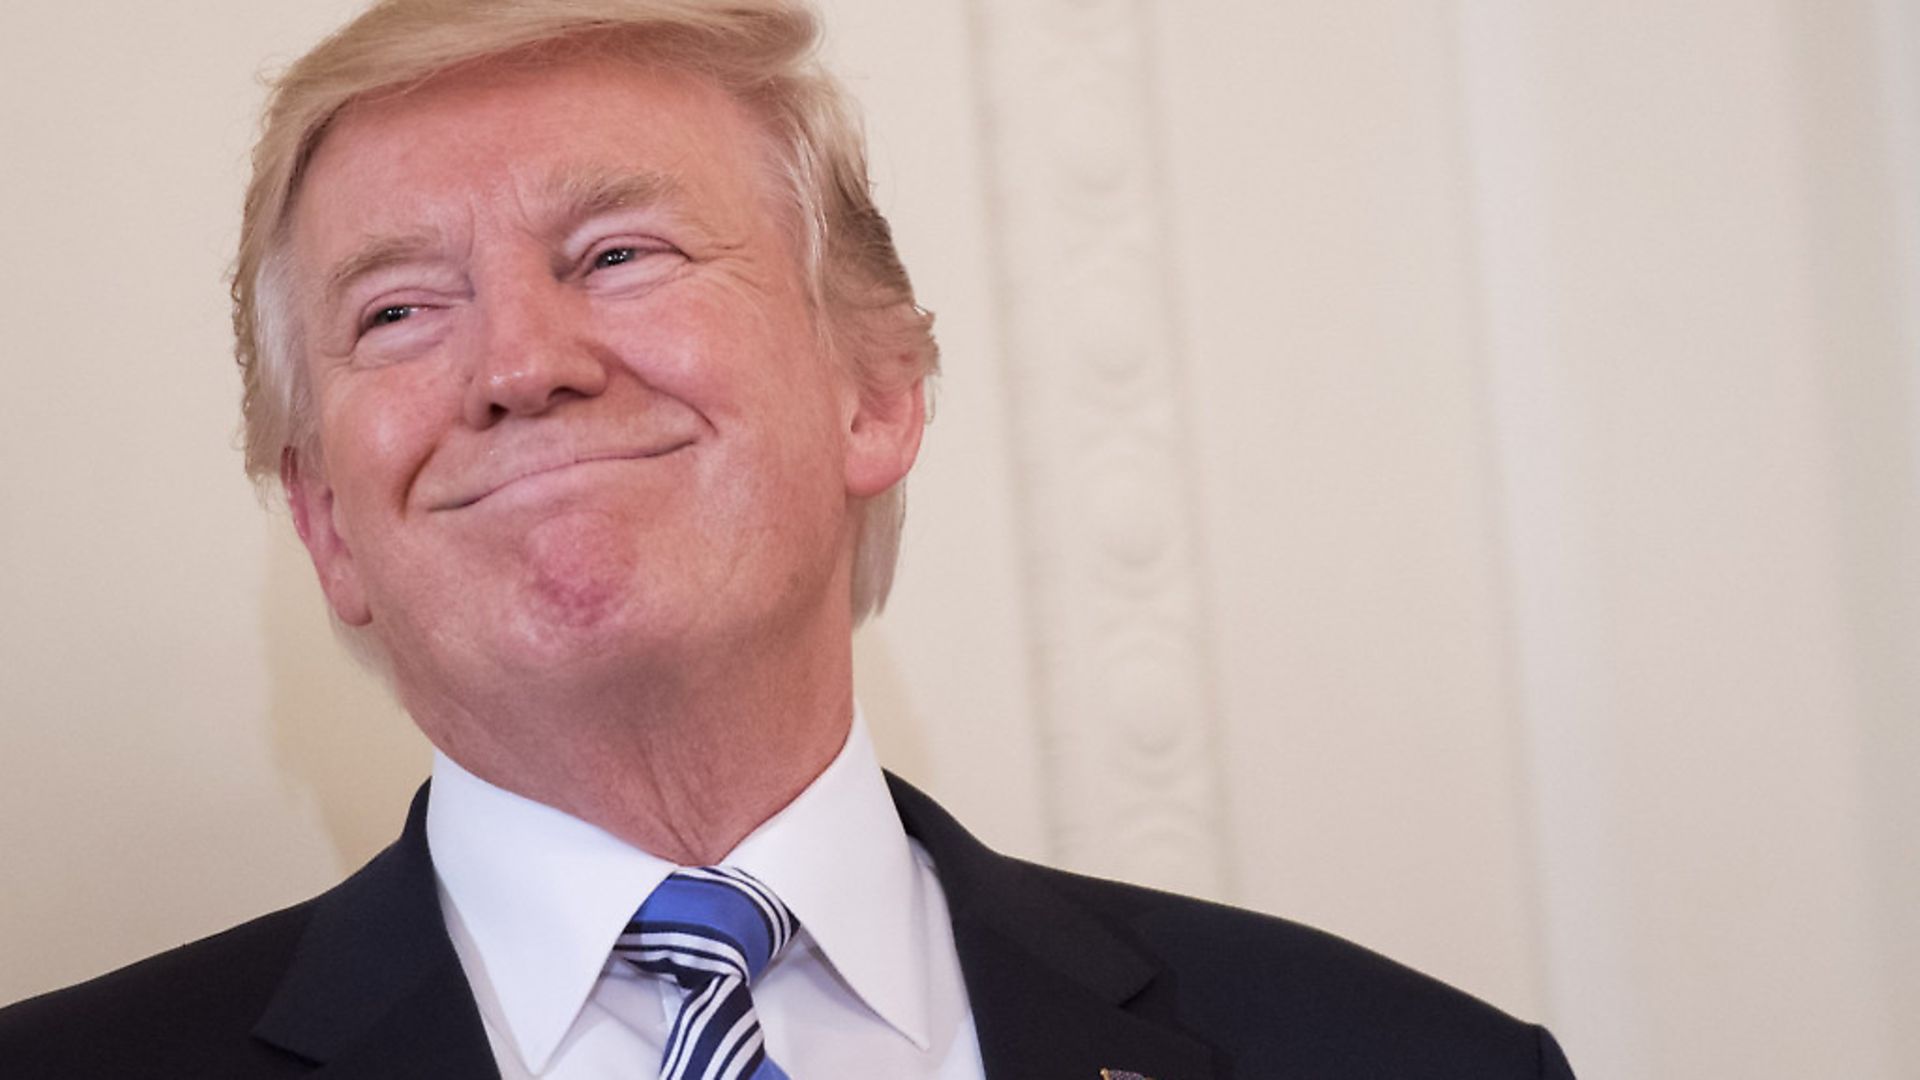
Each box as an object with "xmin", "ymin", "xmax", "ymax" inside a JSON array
[{"xmin": 463, "ymin": 277, "xmax": 608, "ymax": 428}]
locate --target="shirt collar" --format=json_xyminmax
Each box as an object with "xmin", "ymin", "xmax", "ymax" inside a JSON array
[
  {"xmin": 425, "ymin": 709, "xmax": 931, "ymax": 1073},
  {"xmin": 724, "ymin": 708, "xmax": 933, "ymax": 1050},
  {"xmin": 427, "ymin": 749, "xmax": 674, "ymax": 1072}
]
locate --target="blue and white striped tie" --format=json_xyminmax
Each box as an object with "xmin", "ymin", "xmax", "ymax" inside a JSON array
[{"xmin": 617, "ymin": 867, "xmax": 798, "ymax": 1080}]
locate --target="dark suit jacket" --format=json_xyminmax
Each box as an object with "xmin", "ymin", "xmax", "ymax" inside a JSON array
[{"xmin": 1, "ymin": 777, "xmax": 1574, "ymax": 1078}]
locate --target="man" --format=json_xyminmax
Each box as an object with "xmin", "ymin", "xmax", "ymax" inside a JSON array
[{"xmin": 0, "ymin": 1, "xmax": 1574, "ymax": 1077}]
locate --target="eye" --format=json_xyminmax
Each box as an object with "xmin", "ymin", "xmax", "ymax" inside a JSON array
[
  {"xmin": 572, "ymin": 238, "xmax": 683, "ymax": 291},
  {"xmin": 583, "ymin": 241, "xmax": 681, "ymax": 276},
  {"xmin": 365, "ymin": 304, "xmax": 418, "ymax": 329}
]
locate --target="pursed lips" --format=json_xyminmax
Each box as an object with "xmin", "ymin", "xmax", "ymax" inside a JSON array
[{"xmin": 431, "ymin": 438, "xmax": 695, "ymax": 511}]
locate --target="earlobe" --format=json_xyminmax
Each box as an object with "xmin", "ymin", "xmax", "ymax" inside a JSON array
[
  {"xmin": 281, "ymin": 447, "xmax": 373, "ymax": 626},
  {"xmin": 844, "ymin": 375, "xmax": 927, "ymax": 498}
]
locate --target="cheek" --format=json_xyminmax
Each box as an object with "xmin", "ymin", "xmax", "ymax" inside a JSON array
[
  {"xmin": 318, "ymin": 366, "xmax": 461, "ymax": 521},
  {"xmin": 598, "ymin": 296, "xmax": 733, "ymax": 404},
  {"xmin": 599, "ymin": 280, "xmax": 828, "ymax": 414}
]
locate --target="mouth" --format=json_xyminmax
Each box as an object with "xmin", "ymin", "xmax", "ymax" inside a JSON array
[{"xmin": 435, "ymin": 439, "xmax": 695, "ymax": 511}]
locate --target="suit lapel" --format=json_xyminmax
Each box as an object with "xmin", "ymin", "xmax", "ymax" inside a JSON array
[
  {"xmin": 251, "ymin": 785, "xmax": 500, "ymax": 1079},
  {"xmin": 888, "ymin": 776, "xmax": 1219, "ymax": 1080}
]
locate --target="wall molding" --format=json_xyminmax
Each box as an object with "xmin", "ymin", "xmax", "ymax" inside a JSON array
[{"xmin": 964, "ymin": 0, "xmax": 1226, "ymax": 896}]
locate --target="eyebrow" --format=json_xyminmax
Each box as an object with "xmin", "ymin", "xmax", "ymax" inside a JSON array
[
  {"xmin": 549, "ymin": 168, "xmax": 684, "ymax": 228},
  {"xmin": 319, "ymin": 230, "xmax": 449, "ymax": 314}
]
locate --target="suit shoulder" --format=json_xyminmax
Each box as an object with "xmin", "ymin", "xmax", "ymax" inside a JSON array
[
  {"xmin": 0, "ymin": 900, "xmax": 317, "ymax": 1075},
  {"xmin": 1030, "ymin": 860, "xmax": 1494, "ymax": 1001},
  {"xmin": 1023, "ymin": 863, "xmax": 1569, "ymax": 1077}
]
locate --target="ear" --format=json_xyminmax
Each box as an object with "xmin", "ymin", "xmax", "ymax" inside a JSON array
[
  {"xmin": 843, "ymin": 371, "xmax": 927, "ymax": 499},
  {"xmin": 281, "ymin": 447, "xmax": 373, "ymax": 626}
]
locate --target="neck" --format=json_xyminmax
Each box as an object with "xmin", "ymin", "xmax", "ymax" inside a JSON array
[{"xmin": 400, "ymin": 610, "xmax": 857, "ymax": 865}]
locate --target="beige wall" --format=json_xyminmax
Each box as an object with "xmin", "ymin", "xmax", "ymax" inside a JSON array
[{"xmin": 4, "ymin": 2, "xmax": 1915, "ymax": 1076}]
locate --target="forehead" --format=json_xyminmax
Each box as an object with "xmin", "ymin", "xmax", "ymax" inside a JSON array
[{"xmin": 291, "ymin": 54, "xmax": 780, "ymax": 260}]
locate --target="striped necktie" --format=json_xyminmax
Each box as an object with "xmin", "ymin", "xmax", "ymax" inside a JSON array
[{"xmin": 617, "ymin": 867, "xmax": 798, "ymax": 1080}]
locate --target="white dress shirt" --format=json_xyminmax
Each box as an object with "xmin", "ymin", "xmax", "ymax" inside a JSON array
[{"xmin": 426, "ymin": 712, "xmax": 986, "ymax": 1079}]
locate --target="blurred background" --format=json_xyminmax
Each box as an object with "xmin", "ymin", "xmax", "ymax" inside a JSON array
[{"xmin": 3, "ymin": 2, "xmax": 1916, "ymax": 1076}]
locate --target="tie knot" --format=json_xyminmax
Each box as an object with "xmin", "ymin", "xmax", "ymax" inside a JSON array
[{"xmin": 619, "ymin": 867, "xmax": 797, "ymax": 989}]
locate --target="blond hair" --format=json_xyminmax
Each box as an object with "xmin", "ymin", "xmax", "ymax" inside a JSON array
[{"xmin": 235, "ymin": 0, "xmax": 937, "ymax": 621}]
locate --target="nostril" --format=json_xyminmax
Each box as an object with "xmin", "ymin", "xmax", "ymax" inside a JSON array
[{"xmin": 467, "ymin": 341, "xmax": 607, "ymax": 426}]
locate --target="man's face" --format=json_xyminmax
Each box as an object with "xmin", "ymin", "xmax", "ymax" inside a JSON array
[{"xmin": 282, "ymin": 56, "xmax": 915, "ymax": 699}]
